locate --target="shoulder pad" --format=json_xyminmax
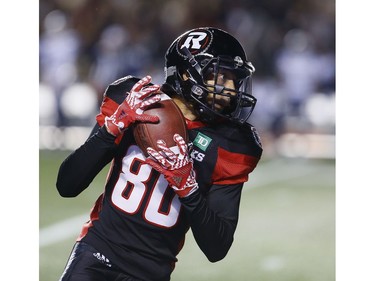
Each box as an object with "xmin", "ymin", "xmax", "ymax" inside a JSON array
[
  {"xmin": 102, "ymin": 76, "xmax": 140, "ymax": 104},
  {"xmin": 221, "ymin": 122, "xmax": 263, "ymax": 158},
  {"xmin": 248, "ymin": 124, "xmax": 262, "ymax": 149}
]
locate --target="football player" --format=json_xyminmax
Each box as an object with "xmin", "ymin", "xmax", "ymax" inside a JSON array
[{"xmin": 56, "ymin": 27, "xmax": 263, "ymax": 281}]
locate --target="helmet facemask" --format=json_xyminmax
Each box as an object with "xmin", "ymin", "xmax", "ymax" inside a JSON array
[{"xmin": 178, "ymin": 48, "xmax": 257, "ymax": 124}]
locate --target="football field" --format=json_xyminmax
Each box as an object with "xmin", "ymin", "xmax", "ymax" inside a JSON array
[{"xmin": 40, "ymin": 150, "xmax": 335, "ymax": 281}]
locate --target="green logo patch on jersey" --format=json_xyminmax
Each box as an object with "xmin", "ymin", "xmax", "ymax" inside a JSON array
[{"xmin": 193, "ymin": 132, "xmax": 212, "ymax": 151}]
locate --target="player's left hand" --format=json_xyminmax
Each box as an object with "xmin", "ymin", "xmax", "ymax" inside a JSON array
[{"xmin": 145, "ymin": 134, "xmax": 198, "ymax": 198}]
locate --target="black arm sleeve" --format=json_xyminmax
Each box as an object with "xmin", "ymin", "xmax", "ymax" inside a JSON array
[
  {"xmin": 56, "ymin": 124, "xmax": 117, "ymax": 197},
  {"xmin": 180, "ymin": 183, "xmax": 243, "ymax": 262}
]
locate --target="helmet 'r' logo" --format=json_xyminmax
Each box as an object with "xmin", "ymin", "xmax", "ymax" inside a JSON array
[{"xmin": 177, "ymin": 29, "xmax": 213, "ymax": 56}]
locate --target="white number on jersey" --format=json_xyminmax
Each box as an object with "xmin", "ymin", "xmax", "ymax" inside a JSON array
[{"xmin": 111, "ymin": 145, "xmax": 181, "ymax": 228}]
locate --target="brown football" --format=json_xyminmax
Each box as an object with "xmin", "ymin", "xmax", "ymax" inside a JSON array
[{"xmin": 133, "ymin": 94, "xmax": 188, "ymax": 155}]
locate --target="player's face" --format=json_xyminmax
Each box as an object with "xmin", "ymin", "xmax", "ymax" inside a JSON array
[{"xmin": 205, "ymin": 70, "xmax": 236, "ymax": 112}]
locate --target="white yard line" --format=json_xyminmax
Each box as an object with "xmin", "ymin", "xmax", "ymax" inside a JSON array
[{"xmin": 40, "ymin": 214, "xmax": 89, "ymax": 247}]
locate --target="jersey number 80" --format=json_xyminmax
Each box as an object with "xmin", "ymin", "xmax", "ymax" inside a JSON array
[{"xmin": 111, "ymin": 145, "xmax": 182, "ymax": 228}]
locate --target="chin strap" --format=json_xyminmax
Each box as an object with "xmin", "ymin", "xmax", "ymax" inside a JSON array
[{"xmin": 180, "ymin": 47, "xmax": 204, "ymax": 85}]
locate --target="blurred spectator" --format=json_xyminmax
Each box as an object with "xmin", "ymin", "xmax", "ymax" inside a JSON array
[
  {"xmin": 89, "ymin": 22, "xmax": 158, "ymax": 102},
  {"xmin": 275, "ymin": 28, "xmax": 335, "ymax": 132},
  {"xmin": 276, "ymin": 29, "xmax": 320, "ymax": 117},
  {"xmin": 39, "ymin": 9, "xmax": 81, "ymax": 126},
  {"xmin": 39, "ymin": 0, "xmax": 335, "ymax": 139},
  {"xmin": 88, "ymin": 24, "xmax": 130, "ymax": 101}
]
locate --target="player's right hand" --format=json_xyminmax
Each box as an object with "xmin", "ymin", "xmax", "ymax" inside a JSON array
[{"xmin": 105, "ymin": 76, "xmax": 161, "ymax": 136}]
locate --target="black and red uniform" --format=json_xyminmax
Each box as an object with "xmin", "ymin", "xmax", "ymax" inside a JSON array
[{"xmin": 57, "ymin": 76, "xmax": 262, "ymax": 281}]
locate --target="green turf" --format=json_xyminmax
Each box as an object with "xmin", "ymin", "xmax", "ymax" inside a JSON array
[{"xmin": 40, "ymin": 150, "xmax": 335, "ymax": 281}]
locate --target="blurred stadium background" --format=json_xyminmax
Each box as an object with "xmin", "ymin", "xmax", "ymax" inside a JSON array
[{"xmin": 39, "ymin": 0, "xmax": 335, "ymax": 280}]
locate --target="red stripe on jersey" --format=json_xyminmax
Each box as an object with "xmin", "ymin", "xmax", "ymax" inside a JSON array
[
  {"xmin": 212, "ymin": 147, "xmax": 259, "ymax": 185},
  {"xmin": 96, "ymin": 97, "xmax": 120, "ymax": 126},
  {"xmin": 95, "ymin": 97, "xmax": 124, "ymax": 144},
  {"xmin": 186, "ymin": 119, "xmax": 206, "ymax": 129},
  {"xmin": 77, "ymin": 194, "xmax": 104, "ymax": 241}
]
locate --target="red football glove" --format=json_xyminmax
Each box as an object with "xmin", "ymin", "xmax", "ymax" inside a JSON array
[
  {"xmin": 145, "ymin": 134, "xmax": 199, "ymax": 198},
  {"xmin": 105, "ymin": 75, "xmax": 161, "ymax": 137}
]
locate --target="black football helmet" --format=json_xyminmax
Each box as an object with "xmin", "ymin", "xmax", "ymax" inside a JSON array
[{"xmin": 164, "ymin": 27, "xmax": 256, "ymax": 124}]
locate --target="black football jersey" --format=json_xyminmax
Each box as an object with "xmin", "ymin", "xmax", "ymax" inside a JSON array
[{"xmin": 57, "ymin": 76, "xmax": 262, "ymax": 281}]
